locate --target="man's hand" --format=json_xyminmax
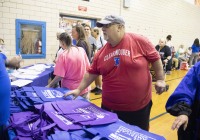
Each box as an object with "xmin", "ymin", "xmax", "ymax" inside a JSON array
[
  {"xmin": 163, "ymin": 59, "xmax": 168, "ymax": 64},
  {"xmin": 155, "ymin": 80, "xmax": 166, "ymax": 94},
  {"xmin": 172, "ymin": 115, "xmax": 188, "ymax": 131},
  {"xmin": 63, "ymin": 89, "xmax": 81, "ymax": 100},
  {"xmin": 6, "ymin": 55, "xmax": 22, "ymax": 69},
  {"xmin": 46, "ymin": 84, "xmax": 50, "ymax": 88}
]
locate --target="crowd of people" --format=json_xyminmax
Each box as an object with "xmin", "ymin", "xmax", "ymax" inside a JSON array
[
  {"xmin": 63, "ymin": 15, "xmax": 166, "ymax": 131},
  {"xmin": 52, "ymin": 21, "xmax": 109, "ymax": 95},
  {"xmin": 163, "ymin": 36, "xmax": 200, "ymax": 73},
  {"xmin": 1, "ymin": 14, "xmax": 200, "ymax": 140}
]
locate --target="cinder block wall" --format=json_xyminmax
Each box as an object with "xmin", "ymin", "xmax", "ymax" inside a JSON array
[
  {"xmin": 0, "ymin": 0, "xmax": 199, "ymax": 66},
  {"xmin": 123, "ymin": 0, "xmax": 200, "ymax": 47}
]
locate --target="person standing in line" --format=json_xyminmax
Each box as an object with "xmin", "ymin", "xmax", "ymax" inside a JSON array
[
  {"xmin": 53, "ymin": 28, "xmax": 65, "ymax": 64},
  {"xmin": 165, "ymin": 35, "xmax": 173, "ymax": 74},
  {"xmin": 63, "ymin": 15, "xmax": 166, "ymax": 131},
  {"xmin": 91, "ymin": 27, "xmax": 107, "ymax": 50},
  {"xmin": 166, "ymin": 35, "xmax": 173, "ymax": 48},
  {"xmin": 71, "ymin": 25, "xmax": 91, "ymax": 63},
  {"xmin": 47, "ymin": 32, "xmax": 90, "ymax": 99},
  {"xmin": 51, "ymin": 28, "xmax": 65, "ymax": 87},
  {"xmin": 84, "ymin": 24, "xmax": 97, "ymax": 62},
  {"xmin": 166, "ymin": 61, "xmax": 200, "ymax": 140},
  {"xmin": 189, "ymin": 38, "xmax": 200, "ymax": 67},
  {"xmin": 90, "ymin": 27, "xmax": 107, "ymax": 95}
]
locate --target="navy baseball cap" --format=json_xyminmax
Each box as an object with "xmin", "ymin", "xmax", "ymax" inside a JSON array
[{"xmin": 96, "ymin": 15, "xmax": 125, "ymax": 27}]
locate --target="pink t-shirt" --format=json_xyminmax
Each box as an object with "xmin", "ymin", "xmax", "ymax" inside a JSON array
[
  {"xmin": 54, "ymin": 47, "xmax": 90, "ymax": 95},
  {"xmin": 88, "ymin": 33, "xmax": 160, "ymax": 111}
]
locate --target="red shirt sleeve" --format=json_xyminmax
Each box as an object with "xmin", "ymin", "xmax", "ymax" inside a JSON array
[{"xmin": 134, "ymin": 34, "xmax": 160, "ymax": 63}]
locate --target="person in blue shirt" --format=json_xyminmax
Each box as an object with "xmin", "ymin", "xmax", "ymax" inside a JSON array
[
  {"xmin": 166, "ymin": 61, "xmax": 200, "ymax": 140},
  {"xmin": 0, "ymin": 53, "xmax": 21, "ymax": 139},
  {"xmin": 189, "ymin": 38, "xmax": 200, "ymax": 67}
]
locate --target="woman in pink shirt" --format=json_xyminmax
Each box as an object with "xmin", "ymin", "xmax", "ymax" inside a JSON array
[{"xmin": 47, "ymin": 32, "xmax": 90, "ymax": 99}]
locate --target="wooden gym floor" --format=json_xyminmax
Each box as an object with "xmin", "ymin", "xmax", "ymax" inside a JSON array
[{"xmin": 89, "ymin": 69, "xmax": 188, "ymax": 140}]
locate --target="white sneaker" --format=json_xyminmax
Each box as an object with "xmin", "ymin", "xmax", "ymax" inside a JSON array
[{"xmin": 166, "ymin": 71, "xmax": 171, "ymax": 75}]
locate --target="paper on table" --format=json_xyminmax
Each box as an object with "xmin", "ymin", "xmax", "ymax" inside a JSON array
[
  {"xmin": 11, "ymin": 73, "xmax": 38, "ymax": 79},
  {"xmin": 27, "ymin": 64, "xmax": 50, "ymax": 72},
  {"xmin": 11, "ymin": 79, "xmax": 33, "ymax": 87},
  {"xmin": 45, "ymin": 65, "xmax": 51, "ymax": 68},
  {"xmin": 17, "ymin": 69, "xmax": 41, "ymax": 75}
]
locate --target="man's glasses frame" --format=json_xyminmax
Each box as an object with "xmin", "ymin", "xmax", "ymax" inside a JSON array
[{"xmin": 102, "ymin": 23, "xmax": 120, "ymax": 28}]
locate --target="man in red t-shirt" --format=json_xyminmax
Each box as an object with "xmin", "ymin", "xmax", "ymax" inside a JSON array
[{"xmin": 64, "ymin": 15, "xmax": 166, "ymax": 131}]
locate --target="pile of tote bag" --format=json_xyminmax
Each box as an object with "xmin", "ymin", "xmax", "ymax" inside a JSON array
[
  {"xmin": 8, "ymin": 86, "xmax": 166, "ymax": 140},
  {"xmin": 10, "ymin": 86, "xmax": 75, "ymax": 113}
]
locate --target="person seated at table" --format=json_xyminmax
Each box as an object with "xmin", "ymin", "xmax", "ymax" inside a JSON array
[
  {"xmin": 0, "ymin": 52, "xmax": 21, "ymax": 139},
  {"xmin": 172, "ymin": 51, "xmax": 179, "ymax": 70},
  {"xmin": 177, "ymin": 45, "xmax": 188, "ymax": 62},
  {"xmin": 47, "ymin": 32, "xmax": 90, "ymax": 99},
  {"xmin": 0, "ymin": 39, "xmax": 21, "ymax": 69},
  {"xmin": 185, "ymin": 47, "xmax": 192, "ymax": 63},
  {"xmin": 174, "ymin": 45, "xmax": 190, "ymax": 70}
]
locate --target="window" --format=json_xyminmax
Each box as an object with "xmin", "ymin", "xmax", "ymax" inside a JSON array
[{"xmin": 16, "ymin": 19, "xmax": 46, "ymax": 59}]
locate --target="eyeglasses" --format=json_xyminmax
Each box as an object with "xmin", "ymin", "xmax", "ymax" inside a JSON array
[{"xmin": 102, "ymin": 23, "xmax": 118, "ymax": 28}]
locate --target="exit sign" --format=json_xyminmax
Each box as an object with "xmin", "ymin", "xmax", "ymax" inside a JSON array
[{"xmin": 78, "ymin": 6, "xmax": 87, "ymax": 12}]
